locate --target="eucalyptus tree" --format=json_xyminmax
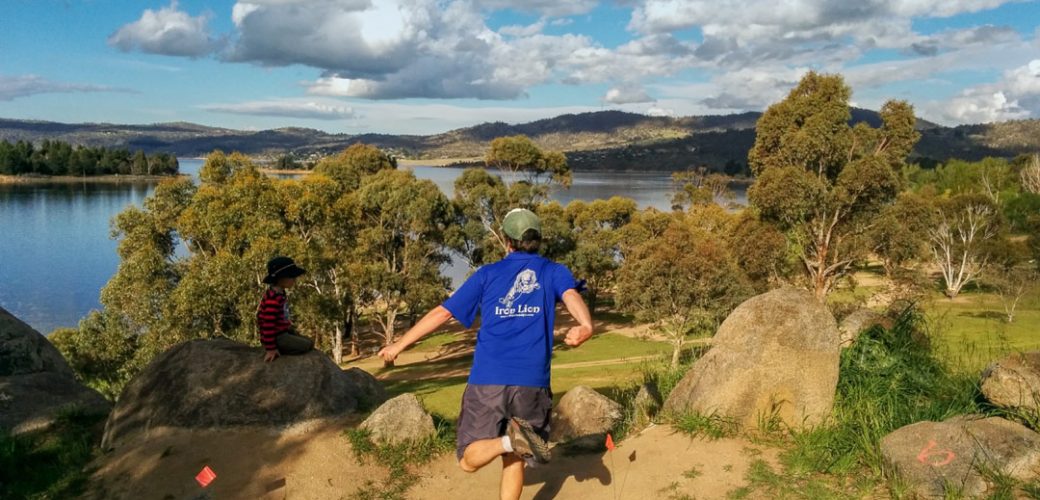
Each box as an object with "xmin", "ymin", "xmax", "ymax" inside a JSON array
[{"xmin": 748, "ymin": 72, "xmax": 920, "ymax": 299}]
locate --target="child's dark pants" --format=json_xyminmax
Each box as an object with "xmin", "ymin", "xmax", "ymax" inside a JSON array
[{"xmin": 275, "ymin": 332, "xmax": 314, "ymax": 355}]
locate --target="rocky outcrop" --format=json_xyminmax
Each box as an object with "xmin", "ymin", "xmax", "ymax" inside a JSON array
[
  {"xmin": 0, "ymin": 306, "xmax": 109, "ymax": 433},
  {"xmin": 881, "ymin": 416, "xmax": 1040, "ymax": 498},
  {"xmin": 550, "ymin": 386, "xmax": 623, "ymax": 451},
  {"xmin": 359, "ymin": 393, "xmax": 436, "ymax": 445},
  {"xmin": 981, "ymin": 352, "xmax": 1040, "ymax": 413},
  {"xmin": 663, "ymin": 288, "xmax": 841, "ymax": 430},
  {"xmin": 102, "ymin": 338, "xmax": 379, "ymax": 448}
]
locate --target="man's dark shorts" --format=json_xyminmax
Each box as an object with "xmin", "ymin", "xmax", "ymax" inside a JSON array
[{"xmin": 456, "ymin": 384, "xmax": 552, "ymax": 460}]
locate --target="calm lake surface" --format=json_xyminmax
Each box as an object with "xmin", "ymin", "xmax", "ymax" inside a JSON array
[{"xmin": 0, "ymin": 159, "xmax": 746, "ymax": 334}]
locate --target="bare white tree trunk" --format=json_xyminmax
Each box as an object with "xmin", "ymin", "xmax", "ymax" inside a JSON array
[
  {"xmin": 332, "ymin": 324, "xmax": 343, "ymax": 365},
  {"xmin": 995, "ymin": 269, "xmax": 1036, "ymax": 323},
  {"xmin": 1022, "ymin": 154, "xmax": 1040, "ymax": 194},
  {"xmin": 927, "ymin": 205, "xmax": 996, "ymax": 299}
]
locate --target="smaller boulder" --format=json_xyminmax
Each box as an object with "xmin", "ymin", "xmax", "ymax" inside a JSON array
[
  {"xmin": 550, "ymin": 386, "xmax": 623, "ymax": 451},
  {"xmin": 838, "ymin": 308, "xmax": 885, "ymax": 348},
  {"xmin": 632, "ymin": 382, "xmax": 663, "ymax": 428},
  {"xmin": 359, "ymin": 393, "xmax": 435, "ymax": 445},
  {"xmin": 981, "ymin": 352, "xmax": 1040, "ymax": 412},
  {"xmin": 880, "ymin": 416, "xmax": 1040, "ymax": 498}
]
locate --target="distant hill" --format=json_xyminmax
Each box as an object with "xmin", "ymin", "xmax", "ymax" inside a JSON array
[{"xmin": 1, "ymin": 110, "xmax": 1036, "ymax": 172}]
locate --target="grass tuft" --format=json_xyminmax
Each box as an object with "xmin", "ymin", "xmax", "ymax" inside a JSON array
[
  {"xmin": 0, "ymin": 408, "xmax": 106, "ymax": 500},
  {"xmin": 784, "ymin": 310, "xmax": 983, "ymax": 478},
  {"xmin": 345, "ymin": 414, "xmax": 455, "ymax": 500}
]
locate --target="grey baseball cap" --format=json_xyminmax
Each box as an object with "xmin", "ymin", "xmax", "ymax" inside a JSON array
[{"xmin": 502, "ymin": 208, "xmax": 541, "ymax": 239}]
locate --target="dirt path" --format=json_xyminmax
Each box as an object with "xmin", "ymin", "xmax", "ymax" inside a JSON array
[
  {"xmin": 86, "ymin": 418, "xmax": 386, "ymax": 500},
  {"xmin": 88, "ymin": 422, "xmax": 778, "ymax": 500},
  {"xmin": 416, "ymin": 424, "xmax": 777, "ymax": 499}
]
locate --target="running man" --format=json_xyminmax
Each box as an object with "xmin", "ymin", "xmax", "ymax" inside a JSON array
[{"xmin": 378, "ymin": 208, "xmax": 595, "ymax": 500}]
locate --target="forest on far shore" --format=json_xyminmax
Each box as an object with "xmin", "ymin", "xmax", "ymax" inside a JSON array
[{"xmin": 0, "ymin": 139, "xmax": 179, "ymax": 177}]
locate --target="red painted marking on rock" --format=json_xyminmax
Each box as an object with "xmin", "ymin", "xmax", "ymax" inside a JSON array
[{"xmin": 917, "ymin": 440, "xmax": 956, "ymax": 467}]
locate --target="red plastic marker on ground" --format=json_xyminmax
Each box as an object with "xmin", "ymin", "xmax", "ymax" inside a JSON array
[
  {"xmin": 195, "ymin": 466, "xmax": 217, "ymax": 488},
  {"xmin": 605, "ymin": 433, "xmax": 615, "ymax": 451}
]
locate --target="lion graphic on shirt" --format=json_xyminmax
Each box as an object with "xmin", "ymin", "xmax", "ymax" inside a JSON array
[{"xmin": 500, "ymin": 269, "xmax": 540, "ymax": 308}]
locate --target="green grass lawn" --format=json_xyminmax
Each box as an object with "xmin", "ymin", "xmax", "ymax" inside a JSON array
[
  {"xmin": 920, "ymin": 289, "xmax": 1040, "ymax": 371},
  {"xmin": 377, "ymin": 332, "xmax": 671, "ymax": 418}
]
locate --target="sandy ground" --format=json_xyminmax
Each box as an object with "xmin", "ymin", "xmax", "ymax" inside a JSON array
[
  {"xmin": 87, "ymin": 421, "xmax": 777, "ymax": 500},
  {"xmin": 86, "ymin": 418, "xmax": 386, "ymax": 500},
  {"xmin": 417, "ymin": 424, "xmax": 779, "ymax": 500}
]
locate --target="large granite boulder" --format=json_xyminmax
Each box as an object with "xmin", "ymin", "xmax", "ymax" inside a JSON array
[
  {"xmin": 359, "ymin": 393, "xmax": 435, "ymax": 445},
  {"xmin": 343, "ymin": 367, "xmax": 389, "ymax": 411},
  {"xmin": 102, "ymin": 338, "xmax": 379, "ymax": 448},
  {"xmin": 981, "ymin": 352, "xmax": 1040, "ymax": 413},
  {"xmin": 663, "ymin": 288, "xmax": 841, "ymax": 429},
  {"xmin": 550, "ymin": 385, "xmax": 623, "ymax": 451},
  {"xmin": 881, "ymin": 416, "xmax": 1040, "ymax": 498},
  {"xmin": 0, "ymin": 306, "xmax": 109, "ymax": 433}
]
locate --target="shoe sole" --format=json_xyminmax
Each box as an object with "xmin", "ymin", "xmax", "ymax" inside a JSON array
[{"xmin": 510, "ymin": 418, "xmax": 551, "ymax": 464}]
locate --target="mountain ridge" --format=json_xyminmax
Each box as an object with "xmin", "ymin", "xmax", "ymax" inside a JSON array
[{"xmin": 1, "ymin": 110, "xmax": 1036, "ymax": 172}]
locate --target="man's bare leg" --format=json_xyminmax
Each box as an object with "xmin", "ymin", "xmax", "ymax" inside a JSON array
[
  {"xmin": 459, "ymin": 438, "xmax": 507, "ymax": 473},
  {"xmin": 500, "ymin": 454, "xmax": 525, "ymax": 500}
]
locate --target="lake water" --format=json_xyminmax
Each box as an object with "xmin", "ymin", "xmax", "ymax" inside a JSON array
[{"xmin": 0, "ymin": 159, "xmax": 746, "ymax": 334}]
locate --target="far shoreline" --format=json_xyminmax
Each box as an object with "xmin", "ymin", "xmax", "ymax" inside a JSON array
[{"xmin": 0, "ymin": 174, "xmax": 189, "ymax": 185}]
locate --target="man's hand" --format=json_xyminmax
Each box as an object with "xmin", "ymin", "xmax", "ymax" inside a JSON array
[
  {"xmin": 264, "ymin": 349, "xmax": 280, "ymax": 362},
  {"xmin": 378, "ymin": 344, "xmax": 401, "ymax": 364},
  {"xmin": 564, "ymin": 325, "xmax": 593, "ymax": 347}
]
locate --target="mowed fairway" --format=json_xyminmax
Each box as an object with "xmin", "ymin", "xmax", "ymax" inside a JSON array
[
  {"xmin": 352, "ymin": 328, "xmax": 673, "ymax": 418},
  {"xmin": 922, "ymin": 289, "xmax": 1040, "ymax": 371}
]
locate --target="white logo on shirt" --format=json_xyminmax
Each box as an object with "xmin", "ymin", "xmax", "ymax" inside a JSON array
[{"xmin": 498, "ymin": 269, "xmax": 540, "ymax": 310}]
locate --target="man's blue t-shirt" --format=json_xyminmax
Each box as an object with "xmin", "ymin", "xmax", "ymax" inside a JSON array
[{"xmin": 442, "ymin": 252, "xmax": 577, "ymax": 388}]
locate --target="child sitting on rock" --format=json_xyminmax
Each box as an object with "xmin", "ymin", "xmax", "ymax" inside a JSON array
[{"xmin": 257, "ymin": 256, "xmax": 314, "ymax": 362}]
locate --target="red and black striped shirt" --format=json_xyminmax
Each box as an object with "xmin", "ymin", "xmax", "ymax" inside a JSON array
[{"xmin": 257, "ymin": 287, "xmax": 292, "ymax": 351}]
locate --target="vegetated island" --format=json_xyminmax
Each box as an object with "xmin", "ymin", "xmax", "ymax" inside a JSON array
[{"xmin": 0, "ymin": 139, "xmax": 180, "ymax": 184}]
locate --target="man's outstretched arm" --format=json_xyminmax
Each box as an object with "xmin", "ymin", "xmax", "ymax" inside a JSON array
[
  {"xmin": 561, "ymin": 289, "xmax": 594, "ymax": 347},
  {"xmin": 378, "ymin": 305, "xmax": 454, "ymax": 363}
]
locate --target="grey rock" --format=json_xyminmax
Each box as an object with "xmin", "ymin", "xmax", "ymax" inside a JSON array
[
  {"xmin": 102, "ymin": 338, "xmax": 374, "ymax": 448},
  {"xmin": 663, "ymin": 287, "xmax": 841, "ymax": 430},
  {"xmin": 838, "ymin": 308, "xmax": 886, "ymax": 348},
  {"xmin": 981, "ymin": 352, "xmax": 1040, "ymax": 413},
  {"xmin": 0, "ymin": 306, "xmax": 74, "ymax": 377},
  {"xmin": 881, "ymin": 416, "xmax": 1040, "ymax": 498},
  {"xmin": 550, "ymin": 386, "xmax": 623, "ymax": 451},
  {"xmin": 0, "ymin": 306, "xmax": 109, "ymax": 433},
  {"xmin": 359, "ymin": 393, "xmax": 435, "ymax": 445},
  {"xmin": 343, "ymin": 367, "xmax": 389, "ymax": 411},
  {"xmin": 632, "ymin": 382, "xmax": 663, "ymax": 428}
]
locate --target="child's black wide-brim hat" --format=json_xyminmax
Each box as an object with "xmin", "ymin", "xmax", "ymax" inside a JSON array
[{"xmin": 263, "ymin": 256, "xmax": 307, "ymax": 284}]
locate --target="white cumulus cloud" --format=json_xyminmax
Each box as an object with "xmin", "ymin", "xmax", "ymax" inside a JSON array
[
  {"xmin": 604, "ymin": 84, "xmax": 654, "ymax": 104},
  {"xmin": 932, "ymin": 59, "xmax": 1040, "ymax": 123},
  {"xmin": 109, "ymin": 1, "xmax": 221, "ymax": 57}
]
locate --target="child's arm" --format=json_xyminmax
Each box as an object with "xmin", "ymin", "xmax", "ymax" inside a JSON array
[
  {"xmin": 561, "ymin": 289, "xmax": 594, "ymax": 347},
  {"xmin": 378, "ymin": 306, "xmax": 454, "ymax": 363}
]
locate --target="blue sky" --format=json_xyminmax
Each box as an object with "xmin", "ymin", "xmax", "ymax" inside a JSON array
[{"xmin": 1, "ymin": 0, "xmax": 1038, "ymax": 134}]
